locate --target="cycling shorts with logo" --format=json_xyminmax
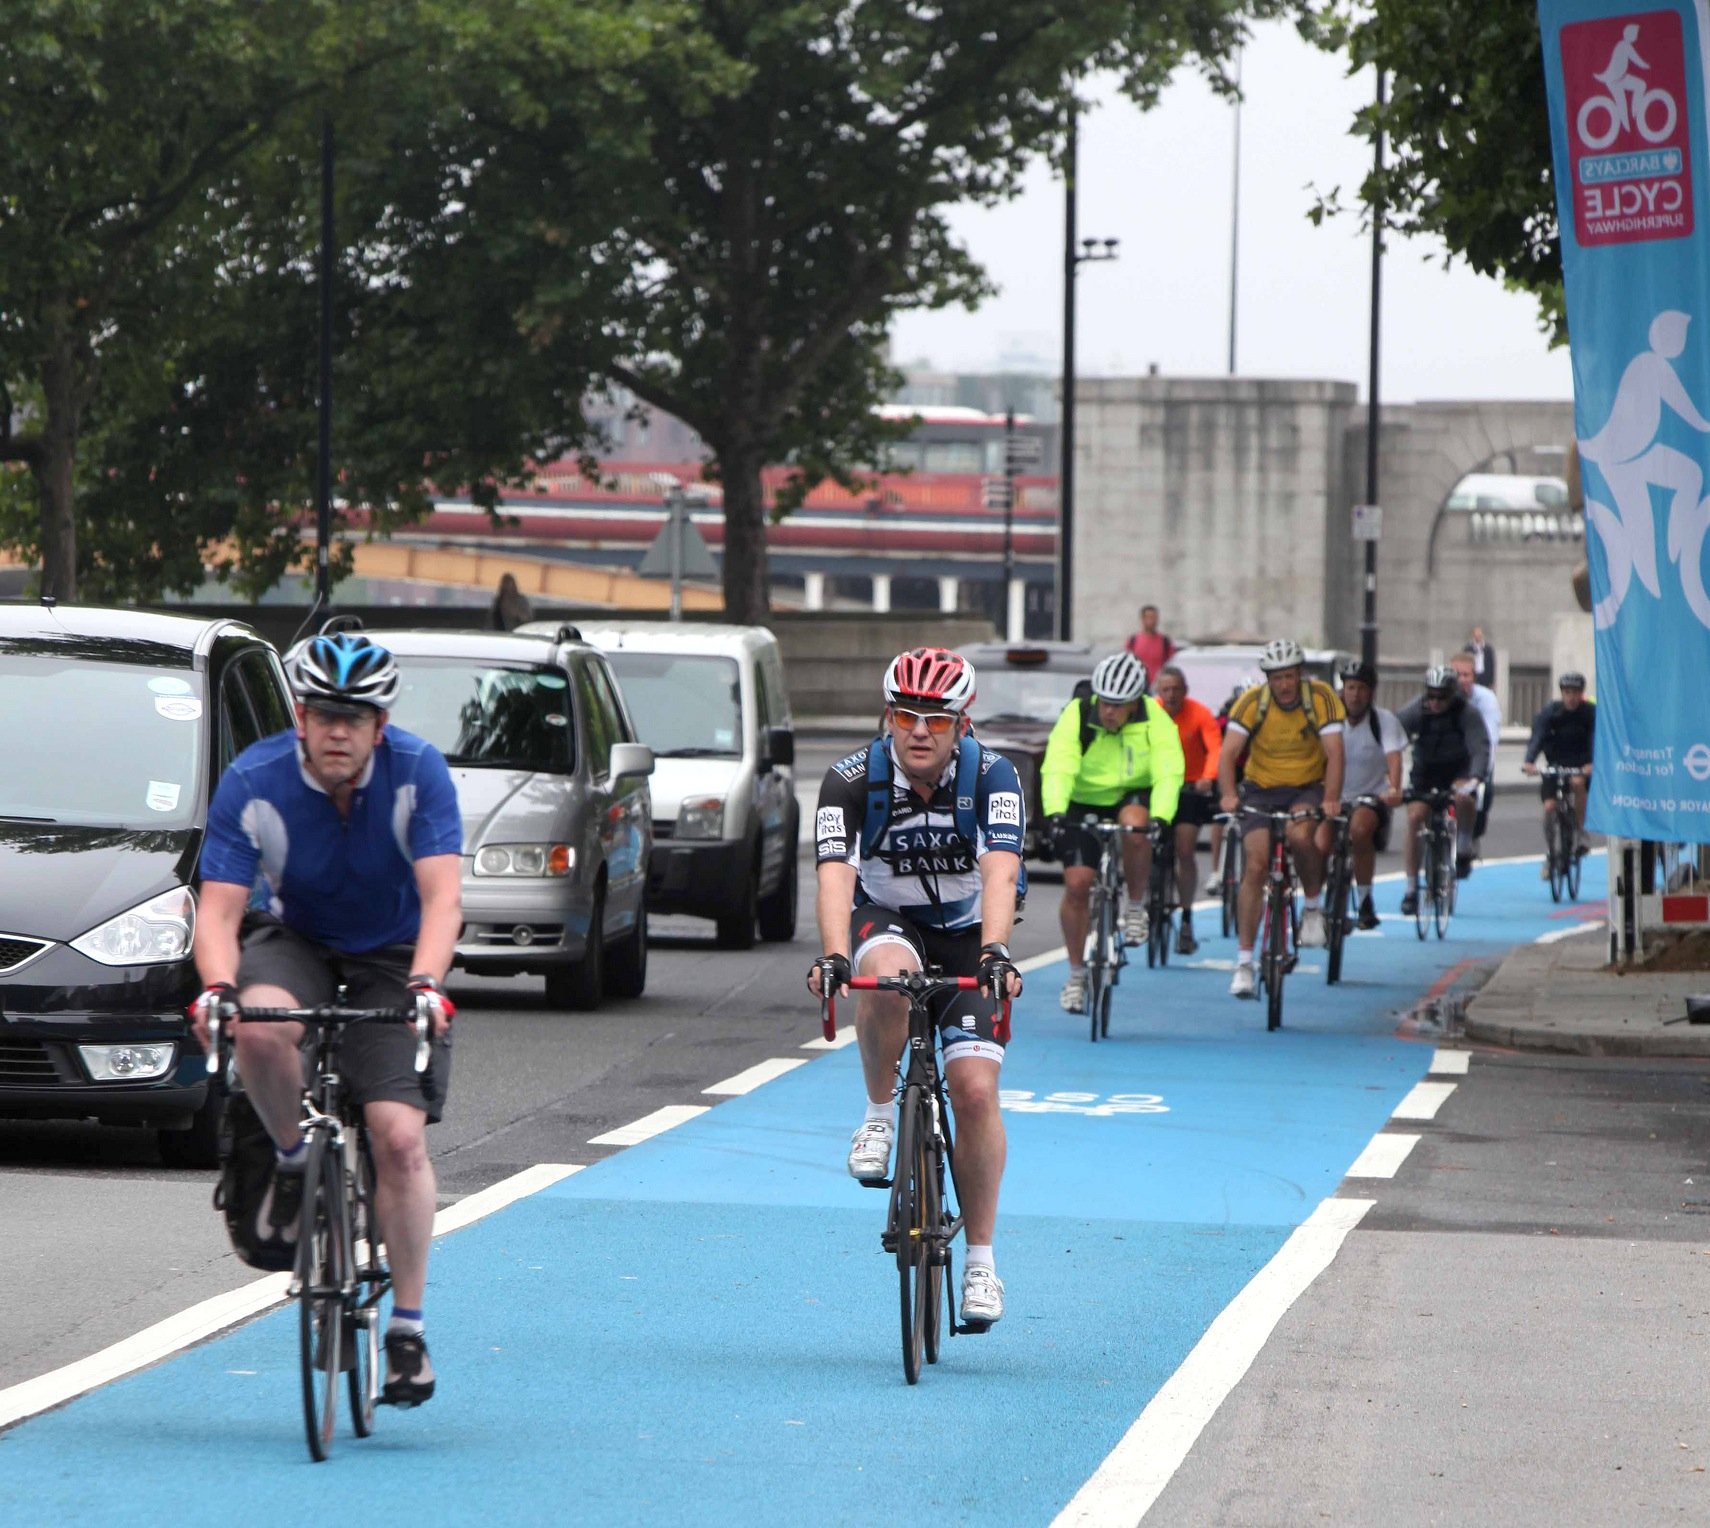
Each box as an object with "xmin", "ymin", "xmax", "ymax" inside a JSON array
[
  {"xmin": 237, "ymin": 916, "xmax": 453, "ymax": 1122},
  {"xmin": 848, "ymin": 908, "xmax": 1006, "ymax": 1065}
]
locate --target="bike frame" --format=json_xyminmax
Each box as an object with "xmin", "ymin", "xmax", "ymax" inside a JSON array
[
  {"xmin": 1076, "ymin": 817, "xmax": 1142, "ymax": 1042},
  {"xmin": 1251, "ymin": 808, "xmax": 1319, "ymax": 1031},
  {"xmin": 1404, "ymin": 789, "xmax": 1458, "ymax": 940},
  {"xmin": 1538, "ymin": 766, "xmax": 1586, "ymax": 901}
]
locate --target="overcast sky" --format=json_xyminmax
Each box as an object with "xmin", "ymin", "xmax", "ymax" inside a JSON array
[{"xmin": 890, "ymin": 20, "xmax": 1575, "ymax": 405}]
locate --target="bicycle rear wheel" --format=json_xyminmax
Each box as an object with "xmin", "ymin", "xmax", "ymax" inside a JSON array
[
  {"xmin": 1545, "ymin": 812, "xmax": 1565, "ymax": 903},
  {"xmin": 297, "ymin": 1133, "xmax": 346, "ymax": 1461},
  {"xmin": 893, "ymin": 1088, "xmax": 929, "ymax": 1384},
  {"xmin": 1265, "ymin": 884, "xmax": 1287, "ymax": 1032},
  {"xmin": 347, "ymin": 1130, "xmax": 382, "ymax": 1438}
]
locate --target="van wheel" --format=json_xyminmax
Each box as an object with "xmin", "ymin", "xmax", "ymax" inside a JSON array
[
  {"xmin": 159, "ymin": 1090, "xmax": 224, "ymax": 1170},
  {"xmin": 715, "ymin": 849, "xmax": 759, "ymax": 949},
  {"xmin": 605, "ymin": 894, "xmax": 648, "ymax": 999},
  {"xmin": 757, "ymin": 828, "xmax": 799, "ymax": 943},
  {"xmin": 548, "ymin": 888, "xmax": 605, "ymax": 1010}
]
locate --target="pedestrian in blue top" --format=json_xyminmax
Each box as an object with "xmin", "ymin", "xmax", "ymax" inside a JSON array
[{"xmin": 189, "ymin": 631, "xmax": 462, "ymax": 1407}]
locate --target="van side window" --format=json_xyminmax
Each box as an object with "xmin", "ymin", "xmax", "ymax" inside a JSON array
[
  {"xmin": 588, "ymin": 660, "xmax": 633, "ymax": 744},
  {"xmin": 574, "ymin": 662, "xmax": 614, "ymax": 777}
]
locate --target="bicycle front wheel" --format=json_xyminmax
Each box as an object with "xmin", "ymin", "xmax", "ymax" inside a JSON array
[
  {"xmin": 1565, "ymin": 818, "xmax": 1583, "ymax": 899},
  {"xmin": 893, "ymin": 1088, "xmax": 928, "ymax": 1384},
  {"xmin": 297, "ymin": 1133, "xmax": 346, "ymax": 1461},
  {"xmin": 1265, "ymin": 885, "xmax": 1287, "ymax": 1031},
  {"xmin": 1434, "ymin": 830, "xmax": 1454, "ymax": 939},
  {"xmin": 920, "ymin": 1118, "xmax": 945, "ymax": 1366},
  {"xmin": 1324, "ymin": 850, "xmax": 1347, "ymax": 986},
  {"xmin": 1545, "ymin": 812, "xmax": 1565, "ymax": 903},
  {"xmin": 347, "ymin": 1130, "xmax": 382, "ymax": 1438},
  {"xmin": 1220, "ymin": 839, "xmax": 1240, "ymax": 939}
]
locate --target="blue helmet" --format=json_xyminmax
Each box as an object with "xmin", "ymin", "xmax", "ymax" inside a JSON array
[{"xmin": 289, "ymin": 632, "xmax": 400, "ymax": 712}]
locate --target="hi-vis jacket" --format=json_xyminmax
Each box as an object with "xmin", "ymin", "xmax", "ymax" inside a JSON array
[{"xmin": 1040, "ymin": 695, "xmax": 1186, "ymax": 822}]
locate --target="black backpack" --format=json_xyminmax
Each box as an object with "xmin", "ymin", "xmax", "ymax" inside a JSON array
[{"xmin": 212, "ymin": 1091, "xmax": 296, "ymax": 1271}]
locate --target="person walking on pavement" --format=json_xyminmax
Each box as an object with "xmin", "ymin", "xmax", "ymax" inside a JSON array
[
  {"xmin": 1465, "ymin": 626, "xmax": 1497, "ymax": 690},
  {"xmin": 1124, "ymin": 605, "xmax": 1176, "ymax": 687}
]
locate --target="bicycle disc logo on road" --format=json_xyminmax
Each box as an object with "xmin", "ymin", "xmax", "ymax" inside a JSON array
[
  {"xmin": 1684, "ymin": 743, "xmax": 1710, "ymax": 782},
  {"xmin": 1560, "ymin": 11, "xmax": 1693, "ymax": 247}
]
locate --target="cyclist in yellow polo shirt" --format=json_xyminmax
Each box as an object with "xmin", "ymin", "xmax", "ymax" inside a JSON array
[
  {"xmin": 1216, "ymin": 639, "xmax": 1345, "ymax": 999},
  {"xmin": 1041, "ymin": 652, "xmax": 1185, "ymax": 1013}
]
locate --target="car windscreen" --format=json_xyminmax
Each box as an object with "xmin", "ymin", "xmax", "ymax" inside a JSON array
[
  {"xmin": 387, "ymin": 659, "xmax": 574, "ymax": 772},
  {"xmin": 968, "ymin": 665, "xmax": 1081, "ymax": 724},
  {"xmin": 0, "ymin": 652, "xmax": 204, "ymax": 828},
  {"xmin": 602, "ymin": 652, "xmax": 742, "ymax": 758}
]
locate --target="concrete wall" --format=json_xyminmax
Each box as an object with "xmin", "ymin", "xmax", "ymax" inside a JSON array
[{"xmin": 1074, "ymin": 377, "xmax": 1357, "ymax": 655}]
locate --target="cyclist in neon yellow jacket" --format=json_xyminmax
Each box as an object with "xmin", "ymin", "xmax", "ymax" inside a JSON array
[{"xmin": 1041, "ymin": 652, "xmax": 1185, "ymax": 1013}]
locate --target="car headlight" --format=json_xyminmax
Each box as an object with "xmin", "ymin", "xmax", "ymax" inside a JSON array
[
  {"xmin": 676, "ymin": 797, "xmax": 726, "ymax": 840},
  {"xmin": 473, "ymin": 843, "xmax": 574, "ymax": 877},
  {"xmin": 71, "ymin": 886, "xmax": 196, "ymax": 967}
]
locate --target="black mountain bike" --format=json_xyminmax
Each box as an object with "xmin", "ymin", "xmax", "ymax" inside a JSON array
[
  {"xmin": 818, "ymin": 968, "xmax": 1012, "ymax": 1385},
  {"xmin": 1405, "ymin": 788, "xmax": 1458, "ymax": 940},
  {"xmin": 210, "ymin": 999, "xmax": 431, "ymax": 1461},
  {"xmin": 1538, "ymin": 765, "xmax": 1585, "ymax": 902},
  {"xmin": 1145, "ymin": 822, "xmax": 1178, "ymax": 970},
  {"xmin": 1252, "ymin": 808, "xmax": 1319, "ymax": 1032}
]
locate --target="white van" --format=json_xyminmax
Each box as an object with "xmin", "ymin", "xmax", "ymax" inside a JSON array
[{"xmin": 517, "ymin": 621, "xmax": 797, "ymax": 948}]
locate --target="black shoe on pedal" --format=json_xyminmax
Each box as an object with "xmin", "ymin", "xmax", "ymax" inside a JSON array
[
  {"xmin": 254, "ymin": 1166, "xmax": 305, "ymax": 1250},
  {"xmin": 381, "ymin": 1332, "xmax": 435, "ymax": 1407},
  {"xmin": 1399, "ymin": 890, "xmax": 1418, "ymax": 916},
  {"xmin": 1356, "ymin": 896, "xmax": 1380, "ymax": 932}
]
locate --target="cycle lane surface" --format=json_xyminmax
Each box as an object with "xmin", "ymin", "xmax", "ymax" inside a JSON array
[{"xmin": 0, "ymin": 858, "xmax": 1605, "ymax": 1525}]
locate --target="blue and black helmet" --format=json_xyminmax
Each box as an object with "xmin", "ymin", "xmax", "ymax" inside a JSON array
[{"xmin": 288, "ymin": 632, "xmax": 400, "ymax": 712}]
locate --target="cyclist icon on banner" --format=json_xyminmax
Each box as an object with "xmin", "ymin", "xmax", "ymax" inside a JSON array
[
  {"xmin": 1579, "ymin": 23, "xmax": 1678, "ymax": 148},
  {"xmin": 1579, "ymin": 309, "xmax": 1710, "ymax": 630}
]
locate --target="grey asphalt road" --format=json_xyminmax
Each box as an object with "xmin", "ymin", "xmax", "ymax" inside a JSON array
[{"xmin": 0, "ymin": 739, "xmax": 1642, "ymax": 1528}]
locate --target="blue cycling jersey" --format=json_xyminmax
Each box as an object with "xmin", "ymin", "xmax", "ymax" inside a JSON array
[{"xmin": 201, "ymin": 727, "xmax": 463, "ymax": 953}]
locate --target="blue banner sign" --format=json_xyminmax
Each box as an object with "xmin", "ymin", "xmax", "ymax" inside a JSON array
[{"xmin": 1542, "ymin": 0, "xmax": 1710, "ymax": 840}]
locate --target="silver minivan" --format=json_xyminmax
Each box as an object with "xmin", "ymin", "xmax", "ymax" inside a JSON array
[
  {"xmin": 375, "ymin": 627, "xmax": 654, "ymax": 1009},
  {"xmin": 520, "ymin": 621, "xmax": 796, "ymax": 948}
]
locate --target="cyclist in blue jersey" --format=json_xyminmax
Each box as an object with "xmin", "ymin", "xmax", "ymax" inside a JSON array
[
  {"xmin": 189, "ymin": 632, "xmax": 462, "ymax": 1408},
  {"xmin": 807, "ymin": 647, "xmax": 1023, "ymax": 1325}
]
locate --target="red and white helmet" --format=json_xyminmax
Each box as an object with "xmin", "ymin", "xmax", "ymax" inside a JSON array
[{"xmin": 883, "ymin": 647, "xmax": 977, "ymax": 714}]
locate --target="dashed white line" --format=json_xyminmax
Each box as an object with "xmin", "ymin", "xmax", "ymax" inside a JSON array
[
  {"xmin": 1053, "ymin": 1197, "xmax": 1375, "ymax": 1527},
  {"xmin": 1392, "ymin": 1080, "xmax": 1457, "ymax": 1121},
  {"xmin": 588, "ymin": 1105, "xmax": 710, "ymax": 1146},
  {"xmin": 1429, "ymin": 1048, "xmax": 1471, "ymax": 1075},
  {"xmin": 0, "ymin": 1162, "xmax": 582, "ymax": 1432},
  {"xmin": 1345, "ymin": 1132, "xmax": 1421, "ymax": 1179},
  {"xmin": 801, "ymin": 1028, "xmax": 859, "ymax": 1051},
  {"xmin": 702, "ymin": 1058, "xmax": 809, "ymax": 1096}
]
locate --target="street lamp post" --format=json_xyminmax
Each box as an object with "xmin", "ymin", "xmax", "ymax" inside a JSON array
[
  {"xmin": 1360, "ymin": 70, "xmax": 1387, "ymax": 669},
  {"xmin": 1058, "ymin": 101, "xmax": 1119, "ymax": 642}
]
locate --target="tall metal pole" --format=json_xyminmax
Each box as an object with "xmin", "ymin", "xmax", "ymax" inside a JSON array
[
  {"xmin": 1058, "ymin": 105, "xmax": 1079, "ymax": 642},
  {"xmin": 1360, "ymin": 71, "xmax": 1386, "ymax": 668},
  {"xmin": 316, "ymin": 113, "xmax": 334, "ymax": 608},
  {"xmin": 1227, "ymin": 45, "xmax": 1243, "ymax": 376},
  {"xmin": 1003, "ymin": 409, "xmax": 1017, "ymax": 639}
]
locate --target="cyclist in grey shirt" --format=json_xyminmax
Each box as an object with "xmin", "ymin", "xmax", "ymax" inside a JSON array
[
  {"xmin": 1450, "ymin": 651, "xmax": 1501, "ymax": 862},
  {"xmin": 1330, "ymin": 660, "xmax": 1405, "ymax": 930}
]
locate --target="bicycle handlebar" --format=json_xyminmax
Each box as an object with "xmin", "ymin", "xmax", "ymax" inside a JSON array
[
  {"xmin": 818, "ymin": 971, "xmax": 1012, "ymax": 1045},
  {"xmin": 206, "ymin": 999, "xmax": 433, "ymax": 1078}
]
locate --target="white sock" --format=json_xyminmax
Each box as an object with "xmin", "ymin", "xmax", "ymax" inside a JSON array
[
  {"xmin": 965, "ymin": 1244, "xmax": 995, "ymax": 1271},
  {"xmin": 864, "ymin": 1100, "xmax": 897, "ymax": 1128},
  {"xmin": 1356, "ymin": 882, "xmax": 1372, "ymax": 895},
  {"xmin": 1237, "ymin": 948, "xmax": 1254, "ymax": 965},
  {"xmin": 387, "ymin": 1312, "xmax": 424, "ymax": 1338},
  {"xmin": 1303, "ymin": 896, "xmax": 1321, "ymax": 911},
  {"xmin": 275, "ymin": 1138, "xmax": 307, "ymax": 1173}
]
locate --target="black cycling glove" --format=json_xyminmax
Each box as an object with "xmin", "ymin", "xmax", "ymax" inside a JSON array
[
  {"xmin": 977, "ymin": 944, "xmax": 1020, "ymax": 1001},
  {"xmin": 810, "ymin": 953, "xmax": 852, "ymax": 994}
]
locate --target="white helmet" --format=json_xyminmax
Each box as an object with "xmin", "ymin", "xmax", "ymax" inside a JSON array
[
  {"xmin": 1424, "ymin": 664, "xmax": 1457, "ymax": 695},
  {"xmin": 1257, "ymin": 638, "xmax": 1304, "ymax": 673},
  {"xmin": 1091, "ymin": 651, "xmax": 1148, "ymax": 704}
]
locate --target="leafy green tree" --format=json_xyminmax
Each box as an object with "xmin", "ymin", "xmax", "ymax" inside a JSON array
[{"xmin": 1305, "ymin": 1, "xmax": 1564, "ymax": 337}]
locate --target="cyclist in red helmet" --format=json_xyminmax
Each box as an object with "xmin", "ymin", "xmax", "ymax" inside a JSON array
[{"xmin": 807, "ymin": 647, "xmax": 1023, "ymax": 1326}]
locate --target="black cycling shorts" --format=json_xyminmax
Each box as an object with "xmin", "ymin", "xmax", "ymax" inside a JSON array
[
  {"xmin": 847, "ymin": 907, "xmax": 1005, "ymax": 1064},
  {"xmin": 236, "ymin": 916, "xmax": 452, "ymax": 1122},
  {"xmin": 1057, "ymin": 794, "xmax": 1150, "ymax": 869},
  {"xmin": 1174, "ymin": 788, "xmax": 1218, "ymax": 829},
  {"xmin": 1347, "ymin": 798, "xmax": 1393, "ymax": 854}
]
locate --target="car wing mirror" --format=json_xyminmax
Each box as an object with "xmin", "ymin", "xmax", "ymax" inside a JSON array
[
  {"xmin": 609, "ymin": 741, "xmax": 655, "ymax": 781},
  {"xmin": 764, "ymin": 727, "xmax": 794, "ymax": 770}
]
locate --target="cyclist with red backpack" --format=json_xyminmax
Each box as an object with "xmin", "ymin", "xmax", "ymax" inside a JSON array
[{"xmin": 807, "ymin": 647, "xmax": 1023, "ymax": 1326}]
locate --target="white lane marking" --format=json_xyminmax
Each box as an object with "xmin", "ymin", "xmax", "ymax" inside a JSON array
[
  {"xmin": 1430, "ymin": 1048, "xmax": 1471, "ymax": 1075},
  {"xmin": 1052, "ymin": 1197, "xmax": 1374, "ymax": 1527},
  {"xmin": 1345, "ymin": 1132, "xmax": 1421, "ymax": 1179},
  {"xmin": 703, "ymin": 1058, "xmax": 809, "ymax": 1096},
  {"xmin": 0, "ymin": 1161, "xmax": 582, "ymax": 1432},
  {"xmin": 1018, "ymin": 947, "xmax": 1068, "ymax": 973},
  {"xmin": 1536, "ymin": 921, "xmax": 1602, "ymax": 945},
  {"xmin": 801, "ymin": 1028, "xmax": 859, "ymax": 1051},
  {"xmin": 1393, "ymin": 1080, "xmax": 1456, "ymax": 1120},
  {"xmin": 588, "ymin": 1105, "xmax": 709, "ymax": 1146}
]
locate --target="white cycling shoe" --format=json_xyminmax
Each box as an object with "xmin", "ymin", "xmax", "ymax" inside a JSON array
[
  {"xmin": 1229, "ymin": 962, "xmax": 1257, "ymax": 999},
  {"xmin": 1123, "ymin": 905, "xmax": 1149, "ymax": 944},
  {"xmin": 1298, "ymin": 908, "xmax": 1327, "ymax": 948},
  {"xmin": 961, "ymin": 1264, "xmax": 1005, "ymax": 1325},
  {"xmin": 1059, "ymin": 970, "xmax": 1088, "ymax": 1012},
  {"xmin": 846, "ymin": 1119, "xmax": 894, "ymax": 1182}
]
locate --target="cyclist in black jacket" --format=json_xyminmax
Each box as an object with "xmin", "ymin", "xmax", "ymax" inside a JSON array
[
  {"xmin": 1396, "ymin": 667, "xmax": 1490, "ymax": 913},
  {"xmin": 1522, "ymin": 672, "xmax": 1596, "ymax": 857}
]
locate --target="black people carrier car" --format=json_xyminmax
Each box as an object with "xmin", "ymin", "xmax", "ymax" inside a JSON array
[{"xmin": 0, "ymin": 602, "xmax": 297, "ymax": 1165}]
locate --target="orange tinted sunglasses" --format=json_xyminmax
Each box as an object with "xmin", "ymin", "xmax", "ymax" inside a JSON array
[{"xmin": 891, "ymin": 706, "xmax": 958, "ymax": 735}]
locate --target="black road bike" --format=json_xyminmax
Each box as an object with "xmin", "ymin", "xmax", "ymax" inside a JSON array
[
  {"xmin": 1076, "ymin": 818, "xmax": 1142, "ymax": 1042},
  {"xmin": 1538, "ymin": 765, "xmax": 1586, "ymax": 902},
  {"xmin": 818, "ymin": 968, "xmax": 1012, "ymax": 1385},
  {"xmin": 1322, "ymin": 794, "xmax": 1384, "ymax": 986},
  {"xmin": 1405, "ymin": 788, "xmax": 1459, "ymax": 940},
  {"xmin": 210, "ymin": 999, "xmax": 431, "ymax": 1461},
  {"xmin": 1215, "ymin": 819, "xmax": 1244, "ymax": 939},
  {"xmin": 1144, "ymin": 822, "xmax": 1178, "ymax": 970},
  {"xmin": 1252, "ymin": 808, "xmax": 1321, "ymax": 1032}
]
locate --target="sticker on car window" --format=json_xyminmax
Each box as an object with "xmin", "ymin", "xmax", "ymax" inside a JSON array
[
  {"xmin": 714, "ymin": 728, "xmax": 734, "ymax": 747},
  {"xmin": 544, "ymin": 713, "xmax": 567, "ymax": 727},
  {"xmin": 154, "ymin": 696, "xmax": 202, "ymax": 721},
  {"xmin": 146, "ymin": 781, "xmax": 182, "ymax": 812},
  {"xmin": 537, "ymin": 674, "xmax": 567, "ymax": 688},
  {"xmin": 147, "ymin": 677, "xmax": 193, "ymax": 695}
]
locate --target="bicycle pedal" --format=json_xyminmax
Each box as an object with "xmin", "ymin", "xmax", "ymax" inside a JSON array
[
  {"xmin": 880, "ymin": 1232, "xmax": 899, "ymax": 1254},
  {"xmin": 858, "ymin": 1176, "xmax": 892, "ymax": 1190},
  {"xmin": 954, "ymin": 1318, "xmax": 994, "ymax": 1335}
]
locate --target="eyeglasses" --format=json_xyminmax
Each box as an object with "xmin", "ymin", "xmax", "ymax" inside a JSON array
[{"xmin": 891, "ymin": 706, "xmax": 958, "ymax": 735}]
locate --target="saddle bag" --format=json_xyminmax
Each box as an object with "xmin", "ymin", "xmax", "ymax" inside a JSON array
[{"xmin": 212, "ymin": 1090, "xmax": 296, "ymax": 1271}]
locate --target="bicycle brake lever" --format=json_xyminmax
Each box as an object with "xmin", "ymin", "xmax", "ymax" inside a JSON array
[
  {"xmin": 413, "ymin": 994, "xmax": 431, "ymax": 1073},
  {"xmin": 996, "ymin": 999, "xmax": 1012, "ymax": 1046},
  {"xmin": 821, "ymin": 989, "xmax": 836, "ymax": 1042},
  {"xmin": 204, "ymin": 1011, "xmax": 221, "ymax": 1076}
]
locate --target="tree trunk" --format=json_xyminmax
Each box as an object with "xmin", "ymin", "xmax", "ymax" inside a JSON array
[
  {"xmin": 37, "ymin": 324, "xmax": 83, "ymax": 602},
  {"xmin": 719, "ymin": 436, "xmax": 770, "ymax": 624}
]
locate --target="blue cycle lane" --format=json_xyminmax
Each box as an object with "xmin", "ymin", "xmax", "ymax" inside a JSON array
[{"xmin": 0, "ymin": 857, "xmax": 1605, "ymax": 1525}]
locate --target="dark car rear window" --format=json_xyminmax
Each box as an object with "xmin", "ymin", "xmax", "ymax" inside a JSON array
[
  {"xmin": 387, "ymin": 657, "xmax": 575, "ymax": 773},
  {"xmin": 0, "ymin": 652, "xmax": 203, "ymax": 828}
]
